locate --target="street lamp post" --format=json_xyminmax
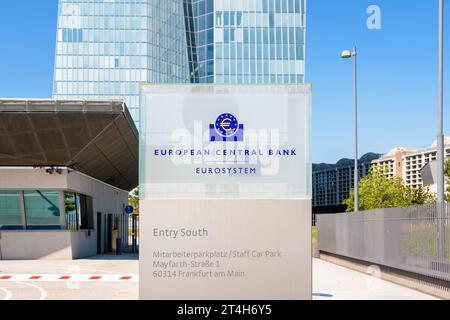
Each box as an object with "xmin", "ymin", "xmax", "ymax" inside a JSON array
[
  {"xmin": 342, "ymin": 46, "xmax": 359, "ymax": 212},
  {"xmin": 437, "ymin": 0, "xmax": 445, "ymax": 260}
]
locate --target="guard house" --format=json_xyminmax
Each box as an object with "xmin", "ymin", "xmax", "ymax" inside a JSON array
[{"xmin": 0, "ymin": 99, "xmax": 138, "ymax": 260}]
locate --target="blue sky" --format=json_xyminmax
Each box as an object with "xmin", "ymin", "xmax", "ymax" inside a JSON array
[{"xmin": 0, "ymin": 0, "xmax": 448, "ymax": 163}]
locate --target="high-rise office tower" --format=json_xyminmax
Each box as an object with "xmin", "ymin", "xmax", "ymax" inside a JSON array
[
  {"xmin": 184, "ymin": 0, "xmax": 306, "ymax": 84},
  {"xmin": 53, "ymin": 0, "xmax": 306, "ymax": 124},
  {"xmin": 53, "ymin": 0, "xmax": 190, "ymax": 123}
]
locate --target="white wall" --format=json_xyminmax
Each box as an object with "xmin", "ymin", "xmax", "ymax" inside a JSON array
[
  {"xmin": 66, "ymin": 170, "xmax": 129, "ymax": 254},
  {"xmin": 0, "ymin": 230, "xmax": 89, "ymax": 260},
  {"xmin": 0, "ymin": 167, "xmax": 130, "ymax": 260},
  {"xmin": 140, "ymin": 199, "xmax": 312, "ymax": 300},
  {"xmin": 0, "ymin": 167, "xmax": 68, "ymax": 189}
]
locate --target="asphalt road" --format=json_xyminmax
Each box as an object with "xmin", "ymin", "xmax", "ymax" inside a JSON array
[
  {"xmin": 0, "ymin": 254, "xmax": 139, "ymax": 300},
  {"xmin": 0, "ymin": 256, "xmax": 439, "ymax": 300}
]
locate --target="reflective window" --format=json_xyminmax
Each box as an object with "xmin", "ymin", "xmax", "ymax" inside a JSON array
[
  {"xmin": 0, "ymin": 191, "xmax": 22, "ymax": 230},
  {"xmin": 65, "ymin": 192, "xmax": 77, "ymax": 230},
  {"xmin": 24, "ymin": 190, "xmax": 61, "ymax": 229},
  {"xmin": 65, "ymin": 192, "xmax": 94, "ymax": 231}
]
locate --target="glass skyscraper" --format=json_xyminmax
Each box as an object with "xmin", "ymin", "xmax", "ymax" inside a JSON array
[
  {"xmin": 54, "ymin": 0, "xmax": 306, "ymax": 124},
  {"xmin": 53, "ymin": 0, "xmax": 190, "ymax": 123},
  {"xmin": 184, "ymin": 0, "xmax": 305, "ymax": 84}
]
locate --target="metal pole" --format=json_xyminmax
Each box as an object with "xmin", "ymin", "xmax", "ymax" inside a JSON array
[
  {"xmin": 353, "ymin": 46, "xmax": 359, "ymax": 212},
  {"xmin": 437, "ymin": 0, "xmax": 445, "ymax": 260},
  {"xmin": 132, "ymin": 215, "xmax": 137, "ymax": 253}
]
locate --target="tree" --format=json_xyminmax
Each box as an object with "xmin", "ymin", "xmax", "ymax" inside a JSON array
[
  {"xmin": 344, "ymin": 167, "xmax": 435, "ymax": 212},
  {"xmin": 128, "ymin": 188, "xmax": 139, "ymax": 215},
  {"xmin": 64, "ymin": 193, "xmax": 76, "ymax": 213},
  {"xmin": 406, "ymin": 184, "xmax": 435, "ymax": 206}
]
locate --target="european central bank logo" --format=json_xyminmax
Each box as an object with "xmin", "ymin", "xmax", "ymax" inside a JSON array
[{"xmin": 210, "ymin": 113, "xmax": 244, "ymax": 142}]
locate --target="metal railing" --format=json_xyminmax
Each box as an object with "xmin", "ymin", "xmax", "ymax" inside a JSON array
[
  {"xmin": 63, "ymin": 212, "xmax": 139, "ymax": 254},
  {"xmin": 65, "ymin": 212, "xmax": 80, "ymax": 230},
  {"xmin": 117, "ymin": 214, "xmax": 139, "ymax": 253},
  {"xmin": 316, "ymin": 203, "xmax": 450, "ymax": 282},
  {"xmin": 128, "ymin": 214, "xmax": 139, "ymax": 253}
]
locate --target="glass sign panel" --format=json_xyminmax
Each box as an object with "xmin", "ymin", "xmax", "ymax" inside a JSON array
[{"xmin": 140, "ymin": 84, "xmax": 311, "ymax": 199}]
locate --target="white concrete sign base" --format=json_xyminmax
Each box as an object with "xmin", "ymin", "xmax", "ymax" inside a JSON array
[{"xmin": 139, "ymin": 199, "xmax": 311, "ymax": 300}]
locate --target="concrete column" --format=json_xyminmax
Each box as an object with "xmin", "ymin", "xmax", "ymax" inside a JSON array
[
  {"xmin": 59, "ymin": 190, "xmax": 66, "ymax": 230},
  {"xmin": 19, "ymin": 191, "xmax": 26, "ymax": 230}
]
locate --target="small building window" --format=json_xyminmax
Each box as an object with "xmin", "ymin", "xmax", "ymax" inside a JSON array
[
  {"xmin": 65, "ymin": 192, "xmax": 94, "ymax": 230},
  {"xmin": 65, "ymin": 192, "xmax": 77, "ymax": 229},
  {"xmin": 24, "ymin": 190, "xmax": 61, "ymax": 229},
  {"xmin": 0, "ymin": 191, "xmax": 22, "ymax": 230}
]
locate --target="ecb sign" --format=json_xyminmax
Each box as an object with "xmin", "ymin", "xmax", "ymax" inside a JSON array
[
  {"xmin": 139, "ymin": 85, "xmax": 312, "ymax": 300},
  {"xmin": 210, "ymin": 113, "xmax": 244, "ymax": 142}
]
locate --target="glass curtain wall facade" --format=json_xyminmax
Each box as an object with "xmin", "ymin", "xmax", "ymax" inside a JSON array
[
  {"xmin": 184, "ymin": 0, "xmax": 306, "ymax": 84},
  {"xmin": 54, "ymin": 0, "xmax": 306, "ymax": 123},
  {"xmin": 53, "ymin": 0, "xmax": 190, "ymax": 125}
]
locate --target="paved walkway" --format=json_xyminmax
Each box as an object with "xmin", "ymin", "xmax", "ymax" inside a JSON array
[
  {"xmin": 0, "ymin": 255, "xmax": 439, "ymax": 300},
  {"xmin": 313, "ymin": 258, "xmax": 439, "ymax": 300}
]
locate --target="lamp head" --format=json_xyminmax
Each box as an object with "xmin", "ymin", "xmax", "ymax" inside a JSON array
[{"xmin": 341, "ymin": 50, "xmax": 353, "ymax": 59}]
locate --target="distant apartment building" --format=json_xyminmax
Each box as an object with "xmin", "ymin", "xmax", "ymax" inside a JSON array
[
  {"xmin": 313, "ymin": 137, "xmax": 450, "ymax": 213},
  {"xmin": 372, "ymin": 137, "xmax": 450, "ymax": 188},
  {"xmin": 312, "ymin": 153, "xmax": 381, "ymax": 213}
]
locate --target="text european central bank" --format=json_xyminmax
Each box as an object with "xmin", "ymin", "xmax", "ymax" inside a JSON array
[{"xmin": 153, "ymin": 147, "xmax": 298, "ymax": 176}]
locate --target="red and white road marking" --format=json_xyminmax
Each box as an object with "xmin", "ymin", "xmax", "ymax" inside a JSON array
[{"xmin": 0, "ymin": 274, "xmax": 138, "ymax": 282}]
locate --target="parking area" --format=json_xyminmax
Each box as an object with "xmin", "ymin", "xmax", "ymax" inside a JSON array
[
  {"xmin": 0, "ymin": 256, "xmax": 440, "ymax": 300},
  {"xmin": 0, "ymin": 254, "xmax": 138, "ymax": 300}
]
